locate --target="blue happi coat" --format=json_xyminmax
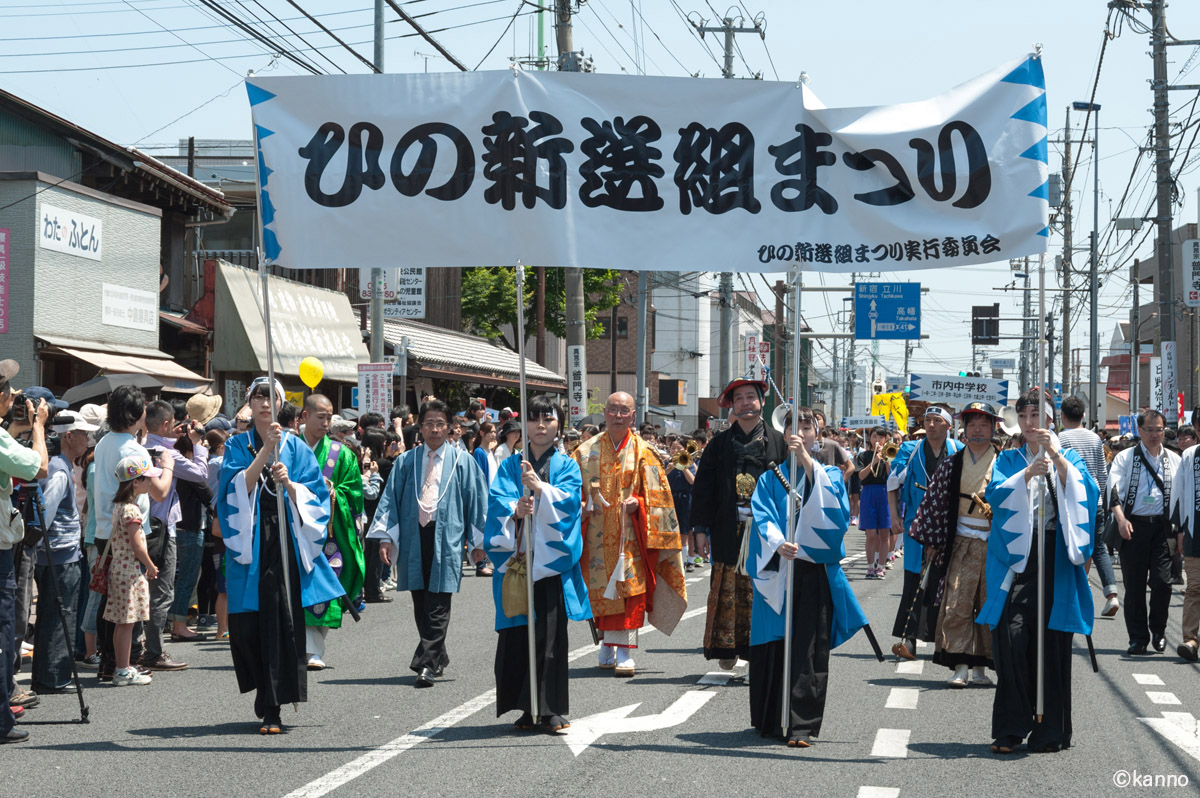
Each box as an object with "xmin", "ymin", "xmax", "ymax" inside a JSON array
[
  {"xmin": 483, "ymin": 451, "xmax": 591, "ymax": 630},
  {"xmin": 747, "ymin": 461, "xmax": 868, "ymax": 649},
  {"xmin": 976, "ymin": 443, "xmax": 1097, "ymax": 635},
  {"xmin": 887, "ymin": 437, "xmax": 964, "ymax": 574},
  {"xmin": 217, "ymin": 430, "xmax": 345, "ymax": 614},
  {"xmin": 366, "ymin": 443, "xmax": 487, "ymax": 594}
]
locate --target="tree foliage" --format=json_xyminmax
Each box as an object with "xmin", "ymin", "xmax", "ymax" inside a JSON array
[{"xmin": 461, "ymin": 267, "xmax": 623, "ymax": 352}]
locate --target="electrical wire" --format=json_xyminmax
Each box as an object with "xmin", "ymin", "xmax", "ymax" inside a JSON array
[
  {"xmin": 118, "ymin": 0, "xmax": 243, "ymax": 77},
  {"xmin": 472, "ymin": 0, "xmax": 525, "ymax": 69}
]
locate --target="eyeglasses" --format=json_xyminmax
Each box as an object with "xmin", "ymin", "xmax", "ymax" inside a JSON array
[
  {"xmin": 421, "ymin": 421, "xmax": 448, "ymax": 430},
  {"xmin": 604, "ymin": 406, "xmax": 634, "ymax": 417},
  {"xmin": 1141, "ymin": 426, "xmax": 1165, "ymax": 434}
]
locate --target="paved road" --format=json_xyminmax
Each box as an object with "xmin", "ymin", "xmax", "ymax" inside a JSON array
[{"xmin": 12, "ymin": 528, "xmax": 1198, "ymax": 797}]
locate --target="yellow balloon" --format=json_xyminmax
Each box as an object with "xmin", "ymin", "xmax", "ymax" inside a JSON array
[{"xmin": 299, "ymin": 356, "xmax": 324, "ymax": 389}]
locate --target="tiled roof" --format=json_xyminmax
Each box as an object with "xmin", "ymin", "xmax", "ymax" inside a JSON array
[{"xmin": 382, "ymin": 318, "xmax": 564, "ymax": 386}]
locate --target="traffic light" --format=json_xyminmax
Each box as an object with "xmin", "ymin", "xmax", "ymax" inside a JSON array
[
  {"xmin": 959, "ymin": 370, "xmax": 983, "ymax": 378},
  {"xmin": 971, "ymin": 304, "xmax": 1000, "ymax": 346}
]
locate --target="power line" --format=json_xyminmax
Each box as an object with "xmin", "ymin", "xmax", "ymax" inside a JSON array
[
  {"xmin": 191, "ymin": 0, "xmax": 322, "ymax": 73},
  {"xmin": 247, "ymin": 0, "xmax": 346, "ymax": 74},
  {"xmin": 472, "ymin": 0, "xmax": 525, "ymax": 70},
  {"xmin": 119, "ymin": 0, "xmax": 242, "ymax": 77},
  {"xmin": 281, "ymin": 0, "xmax": 378, "ymax": 72},
  {"xmin": 0, "ymin": 6, "xmax": 369, "ymax": 41},
  {"xmin": 383, "ymin": 0, "xmax": 468, "ymax": 71}
]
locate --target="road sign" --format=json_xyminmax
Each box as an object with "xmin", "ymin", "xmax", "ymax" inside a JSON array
[
  {"xmin": 855, "ymin": 282, "xmax": 920, "ymax": 340},
  {"xmin": 1184, "ymin": 239, "xmax": 1200, "ymax": 307},
  {"xmin": 989, "ymin": 357, "xmax": 1016, "ymax": 370},
  {"xmin": 840, "ymin": 415, "xmax": 886, "ymax": 428},
  {"xmin": 908, "ymin": 373, "xmax": 1011, "ymax": 405}
]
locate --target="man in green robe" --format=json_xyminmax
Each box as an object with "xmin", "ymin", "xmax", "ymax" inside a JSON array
[{"xmin": 301, "ymin": 394, "xmax": 365, "ymax": 669}]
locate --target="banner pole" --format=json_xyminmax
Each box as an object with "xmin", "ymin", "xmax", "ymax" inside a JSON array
[
  {"xmin": 514, "ymin": 262, "xmax": 539, "ymax": 722},
  {"xmin": 1035, "ymin": 251, "xmax": 1047, "ymax": 724},
  {"xmin": 780, "ymin": 263, "xmax": 803, "ymax": 738}
]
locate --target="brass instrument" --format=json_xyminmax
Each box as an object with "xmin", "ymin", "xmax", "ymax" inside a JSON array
[
  {"xmin": 671, "ymin": 447, "xmax": 694, "ymax": 471},
  {"xmin": 882, "ymin": 441, "xmax": 900, "ymax": 460}
]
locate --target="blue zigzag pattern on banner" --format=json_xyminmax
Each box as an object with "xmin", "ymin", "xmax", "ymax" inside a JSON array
[
  {"xmin": 1011, "ymin": 93, "xmax": 1048, "ymax": 127},
  {"xmin": 252, "ymin": 123, "xmax": 281, "ymax": 261},
  {"xmin": 245, "ymin": 82, "xmax": 276, "ymax": 107},
  {"xmin": 1000, "ymin": 56, "xmax": 1046, "ymax": 91},
  {"xmin": 1020, "ymin": 136, "xmax": 1048, "ymax": 164},
  {"xmin": 799, "ymin": 482, "xmax": 846, "ymax": 562}
]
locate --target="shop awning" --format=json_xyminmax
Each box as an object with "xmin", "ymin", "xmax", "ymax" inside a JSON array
[
  {"xmin": 213, "ymin": 261, "xmax": 369, "ymax": 383},
  {"xmin": 382, "ymin": 318, "xmax": 566, "ymax": 392},
  {"xmin": 37, "ymin": 335, "xmax": 210, "ymax": 394}
]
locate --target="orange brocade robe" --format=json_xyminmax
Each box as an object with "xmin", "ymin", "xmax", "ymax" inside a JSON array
[{"xmin": 572, "ymin": 431, "xmax": 688, "ymax": 635}]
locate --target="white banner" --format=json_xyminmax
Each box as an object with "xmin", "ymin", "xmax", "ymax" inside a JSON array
[
  {"xmin": 1162, "ymin": 341, "xmax": 1178, "ymax": 420},
  {"xmin": 1149, "ymin": 356, "xmax": 1162, "ymax": 413},
  {"xmin": 567, "ymin": 344, "xmax": 586, "ymax": 424},
  {"xmin": 383, "ymin": 267, "xmax": 426, "ymax": 319},
  {"xmin": 1184, "ymin": 239, "xmax": 1200, "ymax": 307},
  {"xmin": 840, "ymin": 415, "xmax": 886, "ymax": 428},
  {"xmin": 247, "ymin": 55, "xmax": 1049, "ymax": 272}
]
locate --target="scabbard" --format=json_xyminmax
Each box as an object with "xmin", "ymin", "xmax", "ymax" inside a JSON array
[
  {"xmin": 1086, "ymin": 634, "xmax": 1099, "ymax": 674},
  {"xmin": 862, "ymin": 623, "xmax": 885, "ymax": 662},
  {"xmin": 340, "ymin": 595, "xmax": 362, "ymax": 623}
]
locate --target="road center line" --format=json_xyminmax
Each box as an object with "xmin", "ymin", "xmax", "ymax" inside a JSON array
[
  {"xmin": 857, "ymin": 788, "xmax": 901, "ymax": 798},
  {"xmin": 870, "ymin": 728, "xmax": 911, "ymax": 758},
  {"xmin": 287, "ymin": 604, "xmax": 710, "ymax": 797},
  {"xmin": 1132, "ymin": 673, "xmax": 1165, "ymax": 686},
  {"xmin": 895, "ymin": 660, "xmax": 924, "ymax": 675}
]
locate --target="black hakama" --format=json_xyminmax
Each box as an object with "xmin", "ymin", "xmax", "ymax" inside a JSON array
[
  {"xmin": 748, "ymin": 559, "xmax": 833, "ymax": 742},
  {"xmin": 891, "ymin": 565, "xmax": 939, "ymax": 643},
  {"xmin": 495, "ymin": 575, "xmax": 569, "ymax": 718},
  {"xmin": 228, "ymin": 484, "xmax": 307, "ymax": 718},
  {"xmin": 990, "ymin": 522, "xmax": 1073, "ymax": 751}
]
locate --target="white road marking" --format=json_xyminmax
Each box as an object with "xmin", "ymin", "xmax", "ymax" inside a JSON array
[
  {"xmin": 686, "ymin": 576, "xmax": 704, "ymax": 584},
  {"xmin": 915, "ymin": 641, "xmax": 931, "ymax": 650},
  {"xmin": 1132, "ymin": 673, "xmax": 1165, "ymax": 686},
  {"xmin": 1140, "ymin": 712, "xmax": 1200, "ymax": 764},
  {"xmin": 870, "ymin": 728, "xmax": 911, "ymax": 758},
  {"xmin": 1146, "ymin": 692, "xmax": 1182, "ymax": 706},
  {"xmin": 857, "ymin": 788, "xmax": 901, "ymax": 798},
  {"xmin": 896, "ymin": 660, "xmax": 924, "ymax": 675},
  {"xmin": 840, "ymin": 551, "xmax": 868, "ymax": 565},
  {"xmin": 289, "ymin": 601, "xmax": 713, "ymax": 796},
  {"xmin": 698, "ymin": 671, "xmax": 736, "ymax": 685},
  {"xmin": 564, "ymin": 691, "xmax": 718, "ymax": 756},
  {"xmin": 885, "ymin": 688, "xmax": 919, "ymax": 710}
]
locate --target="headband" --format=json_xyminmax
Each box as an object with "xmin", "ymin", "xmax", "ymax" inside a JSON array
[{"xmin": 925, "ymin": 407, "xmax": 953, "ymax": 426}]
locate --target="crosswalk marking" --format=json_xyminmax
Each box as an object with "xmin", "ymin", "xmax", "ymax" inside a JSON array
[
  {"xmin": 857, "ymin": 788, "xmax": 900, "ymax": 798},
  {"xmin": 896, "ymin": 660, "xmax": 924, "ymax": 675},
  {"xmin": 885, "ymin": 688, "xmax": 920, "ymax": 709},
  {"xmin": 870, "ymin": 728, "xmax": 911, "ymax": 758},
  {"xmin": 1133, "ymin": 673, "xmax": 1165, "ymax": 686},
  {"xmin": 1146, "ymin": 692, "xmax": 1182, "ymax": 706}
]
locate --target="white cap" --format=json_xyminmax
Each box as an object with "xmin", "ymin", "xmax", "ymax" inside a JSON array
[{"xmin": 52, "ymin": 410, "xmax": 99, "ymax": 435}]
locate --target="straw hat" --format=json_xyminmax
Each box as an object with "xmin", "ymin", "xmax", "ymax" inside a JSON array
[{"xmin": 186, "ymin": 393, "xmax": 223, "ymax": 425}]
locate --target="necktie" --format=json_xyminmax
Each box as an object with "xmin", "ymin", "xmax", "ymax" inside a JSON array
[{"xmin": 419, "ymin": 450, "xmax": 439, "ymax": 526}]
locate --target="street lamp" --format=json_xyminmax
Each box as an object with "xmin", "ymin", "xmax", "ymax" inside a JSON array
[{"xmin": 1073, "ymin": 100, "xmax": 1102, "ymax": 430}]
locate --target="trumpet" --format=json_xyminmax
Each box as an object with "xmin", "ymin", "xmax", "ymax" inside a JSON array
[
  {"xmin": 672, "ymin": 447, "xmax": 694, "ymax": 471},
  {"xmin": 882, "ymin": 441, "xmax": 900, "ymax": 460}
]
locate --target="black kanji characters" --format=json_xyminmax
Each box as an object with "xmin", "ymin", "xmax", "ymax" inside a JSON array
[
  {"xmin": 298, "ymin": 122, "xmax": 386, "ymax": 208},
  {"xmin": 768, "ymin": 123, "xmax": 837, "ymax": 214},
  {"xmin": 579, "ymin": 115, "xmax": 665, "ymax": 211},
  {"xmin": 481, "ymin": 110, "xmax": 575, "ymax": 210},
  {"xmin": 673, "ymin": 122, "xmax": 761, "ymax": 215}
]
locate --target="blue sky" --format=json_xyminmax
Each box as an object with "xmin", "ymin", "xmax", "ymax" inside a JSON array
[{"xmin": 3, "ymin": 0, "xmax": 1198, "ymax": 392}]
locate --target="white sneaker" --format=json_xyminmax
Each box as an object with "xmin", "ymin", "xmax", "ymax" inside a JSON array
[
  {"xmin": 1102, "ymin": 595, "xmax": 1120, "ymax": 617},
  {"xmin": 307, "ymin": 656, "xmax": 326, "ymax": 671},
  {"xmin": 113, "ymin": 667, "xmax": 152, "ymax": 686},
  {"xmin": 598, "ymin": 645, "xmax": 616, "ymax": 669},
  {"xmin": 614, "ymin": 647, "xmax": 636, "ymax": 677},
  {"xmin": 970, "ymin": 668, "xmax": 993, "ymax": 687}
]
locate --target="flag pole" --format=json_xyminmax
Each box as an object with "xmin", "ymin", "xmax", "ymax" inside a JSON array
[
  {"xmin": 514, "ymin": 261, "xmax": 539, "ymax": 722},
  {"xmin": 1035, "ymin": 251, "xmax": 1047, "ymax": 723},
  {"xmin": 780, "ymin": 263, "xmax": 803, "ymax": 738}
]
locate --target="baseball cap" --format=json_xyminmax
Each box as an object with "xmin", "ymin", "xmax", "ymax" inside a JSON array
[
  {"xmin": 115, "ymin": 453, "xmax": 163, "ymax": 482},
  {"xmin": 23, "ymin": 386, "xmax": 68, "ymax": 411}
]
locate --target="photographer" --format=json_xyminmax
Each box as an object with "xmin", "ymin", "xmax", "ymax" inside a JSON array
[
  {"xmin": 0, "ymin": 360, "xmax": 50, "ymax": 744},
  {"xmin": 30, "ymin": 411, "xmax": 96, "ymax": 694}
]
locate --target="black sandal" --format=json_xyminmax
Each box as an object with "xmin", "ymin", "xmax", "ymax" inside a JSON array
[
  {"xmin": 513, "ymin": 712, "xmax": 536, "ymax": 731},
  {"xmin": 542, "ymin": 715, "xmax": 570, "ymax": 733}
]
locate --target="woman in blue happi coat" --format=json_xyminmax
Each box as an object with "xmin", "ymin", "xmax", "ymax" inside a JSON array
[
  {"xmin": 484, "ymin": 396, "xmax": 590, "ymax": 733},
  {"xmin": 217, "ymin": 377, "xmax": 344, "ymax": 734},
  {"xmin": 747, "ymin": 407, "xmax": 870, "ymax": 748},
  {"xmin": 979, "ymin": 388, "xmax": 1097, "ymax": 755}
]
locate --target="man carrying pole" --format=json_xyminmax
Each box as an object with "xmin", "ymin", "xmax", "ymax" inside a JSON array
[{"xmin": 979, "ymin": 381, "xmax": 1097, "ymax": 754}]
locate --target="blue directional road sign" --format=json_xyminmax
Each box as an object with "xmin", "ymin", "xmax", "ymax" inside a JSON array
[{"xmin": 855, "ymin": 282, "xmax": 920, "ymax": 340}]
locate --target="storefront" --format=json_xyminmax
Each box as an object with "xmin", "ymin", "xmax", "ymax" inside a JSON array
[{"xmin": 211, "ymin": 260, "xmax": 370, "ymax": 412}]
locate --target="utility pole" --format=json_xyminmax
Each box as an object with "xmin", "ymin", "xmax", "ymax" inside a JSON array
[
  {"xmin": 1061, "ymin": 109, "xmax": 1072, "ymax": 395},
  {"xmin": 369, "ymin": 0, "xmax": 386, "ymax": 365},
  {"xmin": 557, "ymin": 0, "xmax": 590, "ymax": 423},
  {"xmin": 1151, "ymin": 0, "xmax": 1178, "ymax": 425},
  {"xmin": 696, "ymin": 15, "xmax": 762, "ymax": 413}
]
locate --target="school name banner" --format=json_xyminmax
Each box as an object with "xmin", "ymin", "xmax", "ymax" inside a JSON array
[{"xmin": 246, "ymin": 54, "xmax": 1049, "ymax": 273}]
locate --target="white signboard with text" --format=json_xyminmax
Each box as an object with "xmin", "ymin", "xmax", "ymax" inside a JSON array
[
  {"xmin": 1184, "ymin": 239, "xmax": 1200, "ymax": 307},
  {"xmin": 101, "ymin": 283, "xmax": 157, "ymax": 332},
  {"xmin": 1162, "ymin": 341, "xmax": 1178, "ymax": 421},
  {"xmin": 39, "ymin": 202, "xmax": 102, "ymax": 261},
  {"xmin": 383, "ymin": 267, "xmax": 425, "ymax": 319},
  {"xmin": 357, "ymin": 362, "xmax": 393, "ymax": 418},
  {"xmin": 1149, "ymin": 356, "xmax": 1163, "ymax": 413}
]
